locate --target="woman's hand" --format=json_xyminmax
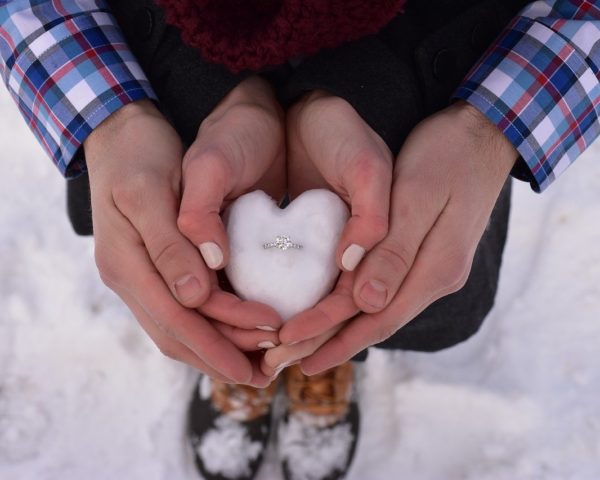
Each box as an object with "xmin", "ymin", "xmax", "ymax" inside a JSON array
[
  {"xmin": 278, "ymin": 101, "xmax": 519, "ymax": 375},
  {"xmin": 178, "ymin": 75, "xmax": 286, "ymax": 270},
  {"xmin": 260, "ymin": 91, "xmax": 394, "ymax": 376},
  {"xmin": 179, "ymin": 76, "xmax": 287, "ymax": 356},
  {"xmin": 286, "ymin": 91, "xmax": 393, "ymax": 268}
]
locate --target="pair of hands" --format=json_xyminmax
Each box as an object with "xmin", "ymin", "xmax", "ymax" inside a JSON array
[{"xmin": 84, "ymin": 76, "xmax": 517, "ymax": 386}]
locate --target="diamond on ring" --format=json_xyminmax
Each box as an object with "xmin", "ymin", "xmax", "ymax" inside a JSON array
[{"xmin": 263, "ymin": 235, "xmax": 303, "ymax": 251}]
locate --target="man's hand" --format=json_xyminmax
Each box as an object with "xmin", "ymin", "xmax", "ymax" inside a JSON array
[
  {"xmin": 86, "ymin": 75, "xmax": 286, "ymax": 386},
  {"xmin": 276, "ymin": 100, "xmax": 518, "ymax": 375},
  {"xmin": 260, "ymin": 91, "xmax": 393, "ymax": 376}
]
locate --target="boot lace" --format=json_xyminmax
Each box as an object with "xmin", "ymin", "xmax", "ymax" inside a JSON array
[{"xmin": 285, "ymin": 362, "xmax": 353, "ymax": 421}]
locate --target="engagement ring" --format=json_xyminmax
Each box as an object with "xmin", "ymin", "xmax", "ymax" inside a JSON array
[{"xmin": 263, "ymin": 235, "xmax": 303, "ymax": 251}]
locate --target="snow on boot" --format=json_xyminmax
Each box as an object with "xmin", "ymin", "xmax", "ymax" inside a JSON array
[
  {"xmin": 188, "ymin": 375, "xmax": 278, "ymax": 480},
  {"xmin": 278, "ymin": 362, "xmax": 359, "ymax": 480}
]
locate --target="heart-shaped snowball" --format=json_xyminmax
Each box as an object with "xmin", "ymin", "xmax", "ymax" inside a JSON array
[{"xmin": 224, "ymin": 189, "xmax": 349, "ymax": 320}]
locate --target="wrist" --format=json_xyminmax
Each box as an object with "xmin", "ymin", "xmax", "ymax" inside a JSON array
[
  {"xmin": 84, "ymin": 99, "xmax": 160, "ymax": 154},
  {"xmin": 450, "ymin": 100, "xmax": 518, "ymax": 174}
]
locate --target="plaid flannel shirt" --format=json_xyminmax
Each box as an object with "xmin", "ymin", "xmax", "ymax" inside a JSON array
[
  {"xmin": 0, "ymin": 0, "xmax": 156, "ymax": 177},
  {"xmin": 453, "ymin": 0, "xmax": 600, "ymax": 192},
  {"xmin": 1, "ymin": 1, "xmax": 599, "ymax": 191}
]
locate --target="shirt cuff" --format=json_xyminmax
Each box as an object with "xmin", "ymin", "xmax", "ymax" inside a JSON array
[
  {"xmin": 453, "ymin": 16, "xmax": 600, "ymax": 192},
  {"xmin": 1, "ymin": 7, "xmax": 157, "ymax": 177}
]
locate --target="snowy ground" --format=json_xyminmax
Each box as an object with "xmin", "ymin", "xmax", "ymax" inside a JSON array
[{"xmin": 1, "ymin": 84, "xmax": 599, "ymax": 480}]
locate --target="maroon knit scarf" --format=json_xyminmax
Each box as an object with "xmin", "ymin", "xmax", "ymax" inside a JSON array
[{"xmin": 155, "ymin": 0, "xmax": 407, "ymax": 73}]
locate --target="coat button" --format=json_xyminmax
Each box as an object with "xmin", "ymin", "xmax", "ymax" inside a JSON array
[
  {"xmin": 432, "ymin": 49, "xmax": 456, "ymax": 79},
  {"xmin": 134, "ymin": 7, "xmax": 155, "ymax": 41}
]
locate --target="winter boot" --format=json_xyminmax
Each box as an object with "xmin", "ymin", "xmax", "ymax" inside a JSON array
[
  {"xmin": 278, "ymin": 362, "xmax": 359, "ymax": 480},
  {"xmin": 188, "ymin": 375, "xmax": 278, "ymax": 480}
]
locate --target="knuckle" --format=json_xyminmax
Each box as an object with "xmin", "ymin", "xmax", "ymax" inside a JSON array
[
  {"xmin": 156, "ymin": 342, "xmax": 179, "ymax": 360},
  {"xmin": 184, "ymin": 145, "xmax": 228, "ymax": 173},
  {"xmin": 392, "ymin": 197, "xmax": 417, "ymax": 223},
  {"xmin": 157, "ymin": 306, "xmax": 192, "ymax": 341},
  {"xmin": 150, "ymin": 239, "xmax": 183, "ymax": 272},
  {"xmin": 112, "ymin": 172, "xmax": 155, "ymax": 211},
  {"xmin": 155, "ymin": 318, "xmax": 177, "ymax": 340},
  {"xmin": 177, "ymin": 209, "xmax": 218, "ymax": 241},
  {"xmin": 349, "ymin": 153, "xmax": 391, "ymax": 191},
  {"xmin": 176, "ymin": 212, "xmax": 197, "ymax": 237},
  {"xmin": 354, "ymin": 152, "xmax": 392, "ymax": 177},
  {"xmin": 375, "ymin": 240, "xmax": 413, "ymax": 276},
  {"xmin": 94, "ymin": 248, "xmax": 120, "ymax": 289},
  {"xmin": 366, "ymin": 214, "xmax": 389, "ymax": 241},
  {"xmin": 436, "ymin": 252, "xmax": 472, "ymax": 293},
  {"xmin": 376, "ymin": 321, "xmax": 398, "ymax": 344}
]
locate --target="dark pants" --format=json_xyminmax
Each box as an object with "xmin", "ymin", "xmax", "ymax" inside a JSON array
[{"xmin": 68, "ymin": 0, "xmax": 522, "ymax": 355}]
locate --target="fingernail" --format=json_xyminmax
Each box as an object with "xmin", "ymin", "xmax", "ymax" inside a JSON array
[
  {"xmin": 359, "ymin": 280, "xmax": 388, "ymax": 309},
  {"xmin": 199, "ymin": 242, "xmax": 223, "ymax": 270},
  {"xmin": 173, "ymin": 275, "xmax": 201, "ymax": 303},
  {"xmin": 257, "ymin": 341, "xmax": 277, "ymax": 349},
  {"xmin": 257, "ymin": 325, "xmax": 277, "ymax": 332},
  {"xmin": 341, "ymin": 244, "xmax": 366, "ymax": 271}
]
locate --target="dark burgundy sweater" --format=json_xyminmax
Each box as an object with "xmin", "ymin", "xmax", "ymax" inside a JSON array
[{"xmin": 155, "ymin": 0, "xmax": 407, "ymax": 73}]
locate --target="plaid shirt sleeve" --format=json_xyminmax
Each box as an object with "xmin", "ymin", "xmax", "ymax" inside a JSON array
[
  {"xmin": 0, "ymin": 0, "xmax": 157, "ymax": 177},
  {"xmin": 453, "ymin": 0, "xmax": 600, "ymax": 192}
]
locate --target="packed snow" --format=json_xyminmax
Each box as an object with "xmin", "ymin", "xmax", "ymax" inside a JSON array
[
  {"xmin": 1, "ymin": 84, "xmax": 600, "ymax": 480},
  {"xmin": 225, "ymin": 189, "xmax": 348, "ymax": 321},
  {"xmin": 194, "ymin": 415, "xmax": 262, "ymax": 478},
  {"xmin": 278, "ymin": 412, "xmax": 355, "ymax": 480}
]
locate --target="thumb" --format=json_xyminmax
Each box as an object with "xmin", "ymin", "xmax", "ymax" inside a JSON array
[
  {"xmin": 336, "ymin": 152, "xmax": 393, "ymax": 272},
  {"xmin": 178, "ymin": 149, "xmax": 231, "ymax": 270}
]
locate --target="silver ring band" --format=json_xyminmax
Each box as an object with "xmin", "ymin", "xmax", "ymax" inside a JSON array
[{"xmin": 263, "ymin": 235, "xmax": 303, "ymax": 251}]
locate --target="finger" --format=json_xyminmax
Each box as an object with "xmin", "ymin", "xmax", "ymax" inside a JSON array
[
  {"xmin": 113, "ymin": 178, "xmax": 211, "ymax": 309},
  {"xmin": 260, "ymin": 359, "xmax": 300, "ymax": 379},
  {"xmin": 245, "ymin": 351, "xmax": 278, "ymax": 388},
  {"xmin": 337, "ymin": 153, "xmax": 393, "ymax": 272},
  {"xmin": 302, "ymin": 202, "xmax": 476, "ymax": 375},
  {"xmin": 130, "ymin": 289, "xmax": 272, "ymax": 387},
  {"xmin": 279, "ymin": 272, "xmax": 358, "ymax": 345},
  {"xmin": 352, "ymin": 180, "xmax": 448, "ymax": 313},
  {"xmin": 286, "ymin": 102, "xmax": 329, "ymax": 199},
  {"xmin": 261, "ymin": 324, "xmax": 342, "ymax": 377},
  {"xmin": 95, "ymin": 210, "xmax": 254, "ymax": 384},
  {"xmin": 199, "ymin": 287, "xmax": 283, "ymax": 331},
  {"xmin": 133, "ymin": 269, "xmax": 254, "ymax": 383},
  {"xmin": 178, "ymin": 149, "xmax": 230, "ymax": 270},
  {"xmin": 119, "ymin": 291, "xmax": 233, "ymax": 383},
  {"xmin": 211, "ymin": 322, "xmax": 281, "ymax": 352}
]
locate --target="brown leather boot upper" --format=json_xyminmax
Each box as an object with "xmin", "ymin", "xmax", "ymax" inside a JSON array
[
  {"xmin": 210, "ymin": 380, "xmax": 279, "ymax": 422},
  {"xmin": 284, "ymin": 362, "xmax": 354, "ymax": 424}
]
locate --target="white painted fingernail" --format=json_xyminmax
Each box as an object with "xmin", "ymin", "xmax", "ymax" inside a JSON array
[
  {"xmin": 199, "ymin": 242, "xmax": 223, "ymax": 270},
  {"xmin": 341, "ymin": 244, "xmax": 366, "ymax": 271},
  {"xmin": 258, "ymin": 341, "xmax": 277, "ymax": 349},
  {"xmin": 257, "ymin": 325, "xmax": 277, "ymax": 332}
]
